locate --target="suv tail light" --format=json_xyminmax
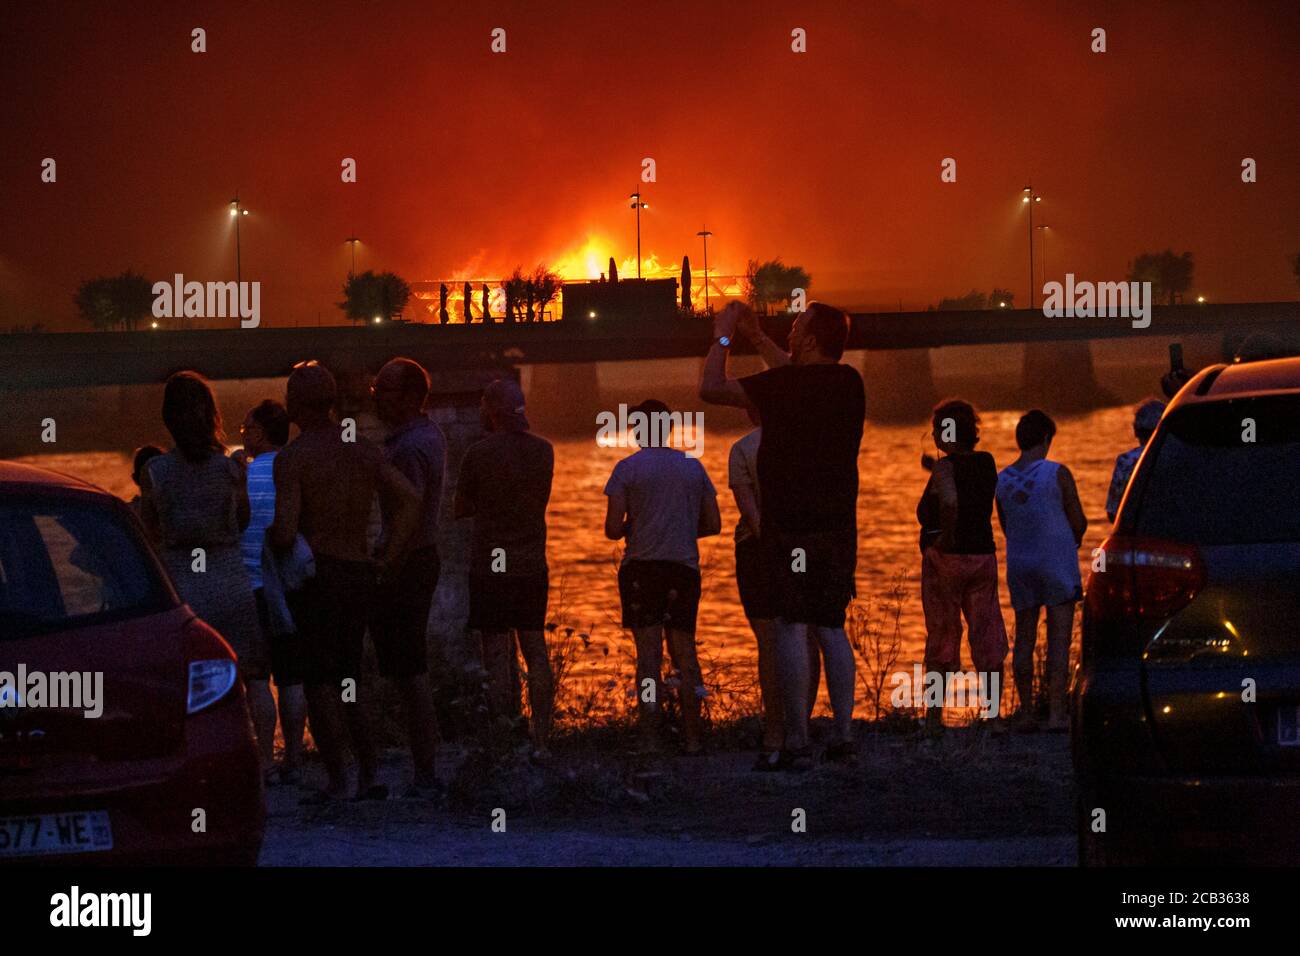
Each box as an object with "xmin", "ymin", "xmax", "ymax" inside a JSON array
[
  {"xmin": 1085, "ymin": 535, "xmax": 1207, "ymax": 623},
  {"xmin": 184, "ymin": 617, "xmax": 238, "ymax": 715}
]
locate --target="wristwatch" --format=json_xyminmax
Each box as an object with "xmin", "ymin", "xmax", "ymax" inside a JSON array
[{"xmin": 714, "ymin": 335, "xmax": 731, "ymax": 349}]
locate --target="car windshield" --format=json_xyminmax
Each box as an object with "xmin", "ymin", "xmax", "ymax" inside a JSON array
[
  {"xmin": 1130, "ymin": 394, "xmax": 1300, "ymax": 546},
  {"xmin": 0, "ymin": 496, "xmax": 171, "ymax": 638}
]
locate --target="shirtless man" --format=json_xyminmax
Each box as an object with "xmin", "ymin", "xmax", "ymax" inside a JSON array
[{"xmin": 270, "ymin": 361, "xmax": 419, "ymax": 802}]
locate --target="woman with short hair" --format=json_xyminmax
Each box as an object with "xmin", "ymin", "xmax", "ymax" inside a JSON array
[{"xmin": 996, "ymin": 409, "xmax": 1087, "ymax": 732}]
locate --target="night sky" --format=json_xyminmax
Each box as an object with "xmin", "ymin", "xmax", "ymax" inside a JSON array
[{"xmin": 4, "ymin": 0, "xmax": 1298, "ymax": 328}]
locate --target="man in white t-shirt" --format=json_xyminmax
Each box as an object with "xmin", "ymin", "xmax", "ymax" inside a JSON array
[{"xmin": 604, "ymin": 399, "xmax": 721, "ymax": 754}]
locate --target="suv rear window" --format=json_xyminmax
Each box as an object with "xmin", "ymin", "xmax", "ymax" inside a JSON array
[
  {"xmin": 0, "ymin": 496, "xmax": 172, "ymax": 638},
  {"xmin": 1129, "ymin": 394, "xmax": 1300, "ymax": 545}
]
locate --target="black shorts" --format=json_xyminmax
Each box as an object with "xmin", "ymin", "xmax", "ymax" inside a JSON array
[
  {"xmin": 735, "ymin": 536, "xmax": 776, "ymax": 620},
  {"xmin": 370, "ymin": 547, "xmax": 439, "ymax": 680},
  {"xmin": 286, "ymin": 555, "xmax": 374, "ymax": 686},
  {"xmin": 254, "ymin": 587, "xmax": 305, "ymax": 688},
  {"xmin": 618, "ymin": 560, "xmax": 702, "ymax": 634},
  {"xmin": 468, "ymin": 571, "xmax": 549, "ymax": 633},
  {"xmin": 760, "ymin": 528, "xmax": 857, "ymax": 629}
]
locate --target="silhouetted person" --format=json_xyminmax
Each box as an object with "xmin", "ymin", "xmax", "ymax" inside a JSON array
[
  {"xmin": 700, "ymin": 301, "xmax": 864, "ymax": 770},
  {"xmin": 455, "ymin": 378, "xmax": 555, "ymax": 758},
  {"xmin": 917, "ymin": 399, "xmax": 1007, "ymax": 731},
  {"xmin": 370, "ymin": 358, "xmax": 445, "ymax": 796},
  {"xmin": 728, "ymin": 405, "xmax": 820, "ymax": 771},
  {"xmin": 1105, "ymin": 398, "xmax": 1165, "ymax": 523},
  {"xmin": 270, "ymin": 361, "xmax": 420, "ymax": 803},
  {"xmin": 141, "ymin": 372, "xmax": 275, "ymax": 772},
  {"xmin": 127, "ymin": 444, "xmax": 163, "ymax": 518},
  {"xmin": 995, "ymin": 410, "xmax": 1086, "ymax": 732},
  {"xmin": 604, "ymin": 399, "xmax": 721, "ymax": 754},
  {"xmin": 238, "ymin": 399, "xmax": 307, "ymax": 783}
]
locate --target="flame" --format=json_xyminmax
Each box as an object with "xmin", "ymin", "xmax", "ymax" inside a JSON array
[{"xmin": 410, "ymin": 233, "xmax": 746, "ymax": 323}]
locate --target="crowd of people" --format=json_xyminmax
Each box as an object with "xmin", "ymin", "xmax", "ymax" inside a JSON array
[{"xmin": 123, "ymin": 299, "xmax": 1167, "ymax": 797}]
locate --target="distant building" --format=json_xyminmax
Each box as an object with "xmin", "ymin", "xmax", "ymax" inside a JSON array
[{"xmin": 561, "ymin": 277, "xmax": 678, "ymax": 322}]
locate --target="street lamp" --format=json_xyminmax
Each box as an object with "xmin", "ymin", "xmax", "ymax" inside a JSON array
[
  {"xmin": 230, "ymin": 193, "xmax": 249, "ymax": 285},
  {"xmin": 696, "ymin": 226, "xmax": 713, "ymax": 313},
  {"xmin": 345, "ymin": 235, "xmax": 361, "ymax": 275},
  {"xmin": 1036, "ymin": 224, "xmax": 1050, "ymax": 290},
  {"xmin": 629, "ymin": 191, "xmax": 648, "ymax": 278},
  {"xmin": 1022, "ymin": 186, "xmax": 1042, "ymax": 309}
]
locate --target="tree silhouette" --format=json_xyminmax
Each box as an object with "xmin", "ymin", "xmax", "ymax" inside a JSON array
[
  {"xmin": 1127, "ymin": 250, "xmax": 1194, "ymax": 305},
  {"xmin": 933, "ymin": 289, "xmax": 1016, "ymax": 310},
  {"xmin": 743, "ymin": 258, "xmax": 811, "ymax": 314},
  {"xmin": 74, "ymin": 270, "xmax": 154, "ymax": 331},
  {"xmin": 530, "ymin": 266, "xmax": 561, "ymax": 323},
  {"xmin": 503, "ymin": 267, "xmax": 529, "ymax": 324},
  {"xmin": 338, "ymin": 270, "xmax": 411, "ymax": 324},
  {"xmin": 936, "ymin": 290, "xmax": 987, "ymax": 311}
]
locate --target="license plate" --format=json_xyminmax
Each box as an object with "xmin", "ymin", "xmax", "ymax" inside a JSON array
[
  {"xmin": 0, "ymin": 811, "xmax": 112, "ymax": 857},
  {"xmin": 1278, "ymin": 707, "xmax": 1300, "ymax": 747}
]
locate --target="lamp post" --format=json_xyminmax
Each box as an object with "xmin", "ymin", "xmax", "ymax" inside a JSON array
[
  {"xmin": 696, "ymin": 226, "xmax": 713, "ymax": 313},
  {"xmin": 1022, "ymin": 186, "xmax": 1042, "ymax": 309},
  {"xmin": 1036, "ymin": 224, "xmax": 1049, "ymax": 290},
  {"xmin": 629, "ymin": 191, "xmax": 648, "ymax": 278},
  {"xmin": 345, "ymin": 235, "xmax": 361, "ymax": 275},
  {"xmin": 229, "ymin": 193, "xmax": 249, "ymax": 285}
]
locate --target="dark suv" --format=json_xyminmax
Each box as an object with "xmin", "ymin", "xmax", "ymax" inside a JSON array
[{"xmin": 1073, "ymin": 356, "xmax": 1300, "ymax": 865}]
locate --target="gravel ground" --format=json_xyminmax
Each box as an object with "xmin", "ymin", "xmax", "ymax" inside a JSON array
[{"xmin": 258, "ymin": 725, "xmax": 1079, "ymax": 866}]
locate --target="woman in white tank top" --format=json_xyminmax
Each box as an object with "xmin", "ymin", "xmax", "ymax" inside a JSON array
[{"xmin": 995, "ymin": 411, "xmax": 1087, "ymax": 731}]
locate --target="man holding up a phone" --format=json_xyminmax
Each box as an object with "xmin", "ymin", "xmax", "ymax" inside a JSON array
[{"xmin": 700, "ymin": 300, "xmax": 865, "ymax": 770}]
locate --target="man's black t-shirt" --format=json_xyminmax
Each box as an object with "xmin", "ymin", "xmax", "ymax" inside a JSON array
[{"xmin": 739, "ymin": 363, "xmax": 866, "ymax": 534}]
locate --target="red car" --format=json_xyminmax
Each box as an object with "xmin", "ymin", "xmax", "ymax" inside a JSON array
[{"xmin": 0, "ymin": 461, "xmax": 264, "ymax": 864}]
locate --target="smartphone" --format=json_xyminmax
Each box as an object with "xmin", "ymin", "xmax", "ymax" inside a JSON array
[{"xmin": 1169, "ymin": 342, "xmax": 1185, "ymax": 372}]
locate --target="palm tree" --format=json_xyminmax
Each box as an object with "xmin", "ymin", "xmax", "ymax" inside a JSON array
[
  {"xmin": 503, "ymin": 267, "xmax": 530, "ymax": 324},
  {"xmin": 530, "ymin": 266, "xmax": 561, "ymax": 322}
]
